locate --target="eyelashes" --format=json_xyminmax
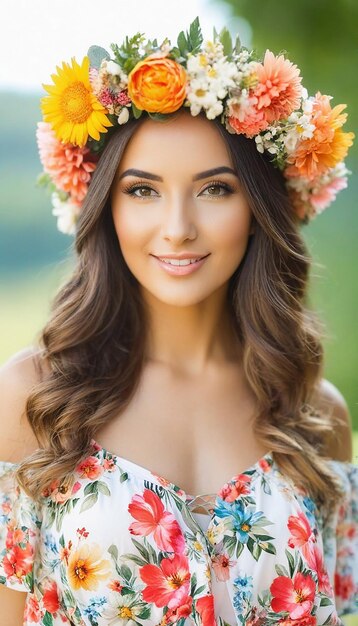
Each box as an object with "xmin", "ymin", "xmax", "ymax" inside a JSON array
[{"xmin": 121, "ymin": 180, "xmax": 235, "ymax": 200}]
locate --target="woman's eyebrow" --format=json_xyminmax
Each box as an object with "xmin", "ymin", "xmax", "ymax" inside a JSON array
[{"xmin": 118, "ymin": 166, "xmax": 238, "ymax": 182}]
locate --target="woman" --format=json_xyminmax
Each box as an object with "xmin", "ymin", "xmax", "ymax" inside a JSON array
[{"xmin": 0, "ymin": 18, "xmax": 357, "ymax": 626}]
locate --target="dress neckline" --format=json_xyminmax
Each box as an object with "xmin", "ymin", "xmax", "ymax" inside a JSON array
[{"xmin": 90, "ymin": 438, "xmax": 274, "ymax": 502}]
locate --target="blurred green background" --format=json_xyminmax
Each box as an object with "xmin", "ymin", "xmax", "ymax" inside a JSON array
[{"xmin": 0, "ymin": 1, "xmax": 357, "ymax": 621}]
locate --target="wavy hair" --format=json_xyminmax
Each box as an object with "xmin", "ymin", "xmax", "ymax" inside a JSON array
[{"xmin": 16, "ymin": 112, "xmax": 347, "ymax": 515}]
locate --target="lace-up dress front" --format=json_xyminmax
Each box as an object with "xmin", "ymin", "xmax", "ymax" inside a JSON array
[{"xmin": 1, "ymin": 439, "xmax": 358, "ymax": 626}]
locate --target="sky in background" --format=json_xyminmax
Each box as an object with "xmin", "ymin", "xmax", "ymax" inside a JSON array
[{"xmin": 1, "ymin": 0, "xmax": 251, "ymax": 92}]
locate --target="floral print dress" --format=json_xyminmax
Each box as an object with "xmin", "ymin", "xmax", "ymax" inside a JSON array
[{"xmin": 0, "ymin": 439, "xmax": 357, "ymax": 626}]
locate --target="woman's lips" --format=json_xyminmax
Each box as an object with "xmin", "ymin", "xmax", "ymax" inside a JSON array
[{"xmin": 151, "ymin": 254, "xmax": 210, "ymax": 276}]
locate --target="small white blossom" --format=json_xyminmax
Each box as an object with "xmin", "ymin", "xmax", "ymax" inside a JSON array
[
  {"xmin": 51, "ymin": 192, "xmax": 80, "ymax": 236},
  {"xmin": 117, "ymin": 107, "xmax": 130, "ymax": 124},
  {"xmin": 105, "ymin": 60, "xmax": 123, "ymax": 76}
]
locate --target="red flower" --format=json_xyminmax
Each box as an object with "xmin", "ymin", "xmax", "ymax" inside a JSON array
[
  {"xmin": 164, "ymin": 595, "xmax": 193, "ymax": 623},
  {"xmin": 24, "ymin": 593, "xmax": 42, "ymax": 623},
  {"xmin": 3, "ymin": 541, "xmax": 34, "ymax": 583},
  {"xmin": 75, "ymin": 456, "xmax": 104, "ymax": 480},
  {"xmin": 139, "ymin": 553, "xmax": 190, "ymax": 608},
  {"xmin": 42, "ymin": 580, "xmax": 60, "ymax": 613},
  {"xmin": 218, "ymin": 474, "xmax": 252, "ymax": 502},
  {"xmin": 196, "ymin": 594, "xmax": 217, "ymax": 626},
  {"xmin": 278, "ymin": 616, "xmax": 317, "ymax": 626},
  {"xmin": 270, "ymin": 572, "xmax": 316, "ymax": 619},
  {"xmin": 128, "ymin": 488, "xmax": 185, "ymax": 553},
  {"xmin": 305, "ymin": 544, "xmax": 333, "ymax": 595},
  {"xmin": 334, "ymin": 571, "xmax": 355, "ymax": 600}
]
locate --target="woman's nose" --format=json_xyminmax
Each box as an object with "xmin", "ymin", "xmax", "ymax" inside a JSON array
[{"xmin": 160, "ymin": 196, "xmax": 197, "ymax": 242}]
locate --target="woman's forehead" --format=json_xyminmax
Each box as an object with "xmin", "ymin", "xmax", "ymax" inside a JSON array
[{"xmin": 118, "ymin": 114, "xmax": 232, "ymax": 173}]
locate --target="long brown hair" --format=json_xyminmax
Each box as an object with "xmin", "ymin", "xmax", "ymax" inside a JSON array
[{"xmin": 16, "ymin": 112, "xmax": 346, "ymax": 514}]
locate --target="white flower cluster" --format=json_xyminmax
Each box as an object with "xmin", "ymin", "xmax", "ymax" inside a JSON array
[
  {"xmin": 100, "ymin": 59, "xmax": 128, "ymax": 90},
  {"xmin": 254, "ymin": 90, "xmax": 316, "ymax": 165},
  {"xmin": 185, "ymin": 40, "xmax": 239, "ymax": 119}
]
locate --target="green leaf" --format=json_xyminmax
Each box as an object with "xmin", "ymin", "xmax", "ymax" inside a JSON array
[
  {"xmin": 108, "ymin": 544, "xmax": 119, "ymax": 561},
  {"xmin": 219, "ymin": 27, "xmax": 233, "ymax": 57},
  {"xmin": 121, "ymin": 586, "xmax": 135, "ymax": 595},
  {"xmin": 87, "ymin": 45, "xmax": 110, "ymax": 70},
  {"xmin": 80, "ymin": 492, "xmax": 98, "ymax": 513},
  {"xmin": 97, "ymin": 481, "xmax": 111, "ymax": 496},
  {"xmin": 120, "ymin": 564, "xmax": 133, "ymax": 582},
  {"xmin": 131, "ymin": 103, "xmax": 143, "ymax": 119},
  {"xmin": 188, "ymin": 16, "xmax": 203, "ymax": 52},
  {"xmin": 213, "ymin": 26, "xmax": 219, "ymax": 41},
  {"xmin": 42, "ymin": 611, "xmax": 54, "ymax": 626},
  {"xmin": 147, "ymin": 112, "xmax": 170, "ymax": 121},
  {"xmin": 84, "ymin": 481, "xmax": 98, "ymax": 495},
  {"xmin": 122, "ymin": 553, "xmax": 147, "ymax": 567},
  {"xmin": 177, "ymin": 30, "xmax": 188, "ymax": 56},
  {"xmin": 233, "ymin": 34, "xmax": 242, "ymax": 55}
]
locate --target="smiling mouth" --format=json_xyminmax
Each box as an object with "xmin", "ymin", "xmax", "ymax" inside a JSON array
[{"xmin": 156, "ymin": 255, "xmax": 209, "ymax": 266}]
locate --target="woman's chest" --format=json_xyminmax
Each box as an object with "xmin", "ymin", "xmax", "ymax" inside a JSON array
[{"xmin": 93, "ymin": 365, "xmax": 267, "ymax": 497}]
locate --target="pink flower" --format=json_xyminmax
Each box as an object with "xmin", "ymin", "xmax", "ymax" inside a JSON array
[
  {"xmin": 128, "ymin": 488, "xmax": 186, "ymax": 553},
  {"xmin": 287, "ymin": 511, "xmax": 315, "ymax": 551},
  {"xmin": 44, "ymin": 477, "xmax": 82, "ymax": 504},
  {"xmin": 211, "ymin": 553, "xmax": 236, "ymax": 581},
  {"xmin": 227, "ymin": 97, "xmax": 268, "ymax": 138},
  {"xmin": 310, "ymin": 175, "xmax": 348, "ymax": 211},
  {"xmin": 252, "ymin": 50, "xmax": 302, "ymax": 123},
  {"xmin": 36, "ymin": 121, "xmax": 98, "ymax": 205}
]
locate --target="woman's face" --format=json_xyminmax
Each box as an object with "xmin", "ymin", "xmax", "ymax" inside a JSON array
[{"xmin": 110, "ymin": 110, "xmax": 254, "ymax": 307}]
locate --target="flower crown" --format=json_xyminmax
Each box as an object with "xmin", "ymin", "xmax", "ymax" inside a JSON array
[{"xmin": 36, "ymin": 17, "xmax": 354, "ymax": 235}]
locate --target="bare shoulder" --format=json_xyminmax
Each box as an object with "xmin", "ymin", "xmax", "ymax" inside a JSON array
[
  {"xmin": 0, "ymin": 346, "xmax": 48, "ymax": 463},
  {"xmin": 311, "ymin": 377, "xmax": 353, "ymax": 462}
]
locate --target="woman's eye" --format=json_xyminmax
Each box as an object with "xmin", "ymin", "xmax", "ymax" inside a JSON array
[
  {"xmin": 201, "ymin": 183, "xmax": 231, "ymax": 197},
  {"xmin": 127, "ymin": 185, "xmax": 157, "ymax": 198}
]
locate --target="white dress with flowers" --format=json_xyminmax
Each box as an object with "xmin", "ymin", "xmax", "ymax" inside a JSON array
[{"xmin": 0, "ymin": 439, "xmax": 357, "ymax": 626}]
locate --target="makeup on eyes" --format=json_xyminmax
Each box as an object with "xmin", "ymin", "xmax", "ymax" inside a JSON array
[{"xmin": 121, "ymin": 179, "xmax": 237, "ymax": 199}]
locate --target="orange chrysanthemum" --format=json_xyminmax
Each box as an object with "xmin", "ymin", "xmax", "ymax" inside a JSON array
[
  {"xmin": 41, "ymin": 56, "xmax": 113, "ymax": 148},
  {"xmin": 127, "ymin": 54, "xmax": 187, "ymax": 113},
  {"xmin": 36, "ymin": 121, "xmax": 98, "ymax": 204},
  {"xmin": 253, "ymin": 50, "xmax": 303, "ymax": 123},
  {"xmin": 286, "ymin": 93, "xmax": 355, "ymax": 180}
]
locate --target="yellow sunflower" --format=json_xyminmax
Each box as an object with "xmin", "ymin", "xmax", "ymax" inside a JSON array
[{"xmin": 41, "ymin": 56, "xmax": 113, "ymax": 148}]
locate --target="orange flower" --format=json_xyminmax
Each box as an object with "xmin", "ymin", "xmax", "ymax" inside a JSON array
[
  {"xmin": 286, "ymin": 93, "xmax": 355, "ymax": 180},
  {"xmin": 253, "ymin": 50, "xmax": 302, "ymax": 123},
  {"xmin": 127, "ymin": 55, "xmax": 187, "ymax": 113},
  {"xmin": 67, "ymin": 543, "xmax": 111, "ymax": 591}
]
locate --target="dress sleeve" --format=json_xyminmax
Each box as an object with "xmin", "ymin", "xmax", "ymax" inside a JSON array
[
  {"xmin": 329, "ymin": 460, "xmax": 358, "ymax": 617},
  {"xmin": 0, "ymin": 460, "xmax": 42, "ymax": 593}
]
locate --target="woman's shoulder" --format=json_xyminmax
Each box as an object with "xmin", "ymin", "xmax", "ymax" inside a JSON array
[{"xmin": 0, "ymin": 345, "xmax": 45, "ymax": 464}]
